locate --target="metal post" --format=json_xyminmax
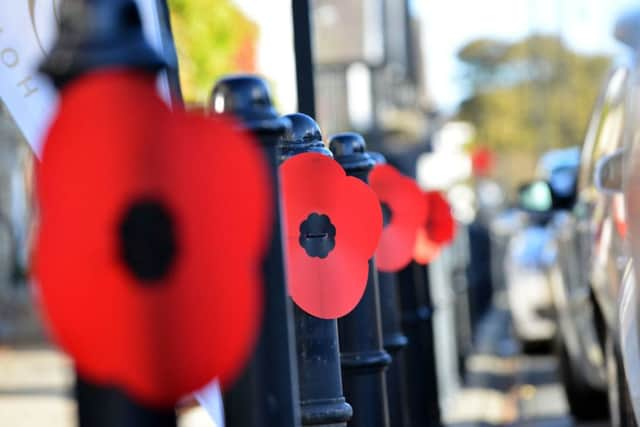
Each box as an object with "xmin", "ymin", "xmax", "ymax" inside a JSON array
[
  {"xmin": 41, "ymin": 1, "xmax": 177, "ymax": 425},
  {"xmin": 378, "ymin": 272, "xmax": 411, "ymax": 427},
  {"xmin": 211, "ymin": 76, "xmax": 300, "ymax": 427},
  {"xmin": 368, "ymin": 151, "xmax": 411, "ymax": 427},
  {"xmin": 292, "ymin": 0, "xmax": 317, "ymax": 118},
  {"xmin": 419, "ymin": 264, "xmax": 441, "ymax": 426},
  {"xmin": 329, "ymin": 133, "xmax": 391, "ymax": 427},
  {"xmin": 278, "ymin": 112, "xmax": 353, "ymax": 427},
  {"xmin": 398, "ymin": 262, "xmax": 441, "ymax": 427},
  {"xmin": 75, "ymin": 377, "xmax": 177, "ymax": 427},
  {"xmin": 154, "ymin": 0, "xmax": 184, "ymax": 106}
]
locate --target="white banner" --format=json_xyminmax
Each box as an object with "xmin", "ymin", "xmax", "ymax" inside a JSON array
[{"xmin": 0, "ymin": 0, "xmax": 172, "ymax": 157}]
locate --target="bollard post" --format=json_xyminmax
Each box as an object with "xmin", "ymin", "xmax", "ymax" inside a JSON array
[
  {"xmin": 329, "ymin": 133, "xmax": 391, "ymax": 427},
  {"xmin": 278, "ymin": 113, "xmax": 353, "ymax": 427},
  {"xmin": 75, "ymin": 379, "xmax": 176, "ymax": 427},
  {"xmin": 368, "ymin": 152, "xmax": 411, "ymax": 427},
  {"xmin": 211, "ymin": 76, "xmax": 300, "ymax": 427},
  {"xmin": 40, "ymin": 1, "xmax": 176, "ymax": 425},
  {"xmin": 398, "ymin": 262, "xmax": 441, "ymax": 427},
  {"xmin": 379, "ymin": 271, "xmax": 412, "ymax": 427}
]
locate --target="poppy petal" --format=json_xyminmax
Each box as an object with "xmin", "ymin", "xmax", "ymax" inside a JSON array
[
  {"xmin": 281, "ymin": 152, "xmax": 382, "ymax": 319},
  {"xmin": 426, "ymin": 191, "xmax": 456, "ymax": 245},
  {"xmin": 413, "ymin": 227, "xmax": 441, "ymax": 265},
  {"xmin": 369, "ymin": 164, "xmax": 428, "ymax": 272},
  {"xmin": 35, "ymin": 70, "xmax": 270, "ymax": 406}
]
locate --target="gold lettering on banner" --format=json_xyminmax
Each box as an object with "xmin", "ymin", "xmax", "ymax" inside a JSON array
[
  {"xmin": 1, "ymin": 49, "xmax": 19, "ymax": 68},
  {"xmin": 18, "ymin": 76, "xmax": 38, "ymax": 98}
]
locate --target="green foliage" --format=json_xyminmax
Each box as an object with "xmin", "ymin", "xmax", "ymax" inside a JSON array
[
  {"xmin": 457, "ymin": 34, "xmax": 611, "ymax": 154},
  {"xmin": 168, "ymin": 0, "xmax": 258, "ymax": 104}
]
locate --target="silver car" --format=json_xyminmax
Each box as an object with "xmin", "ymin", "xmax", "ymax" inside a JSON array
[{"xmin": 505, "ymin": 148, "xmax": 579, "ymax": 348}]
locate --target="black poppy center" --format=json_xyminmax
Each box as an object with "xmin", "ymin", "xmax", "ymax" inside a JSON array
[
  {"xmin": 299, "ymin": 213, "xmax": 336, "ymax": 259},
  {"xmin": 118, "ymin": 200, "xmax": 177, "ymax": 284},
  {"xmin": 381, "ymin": 202, "xmax": 393, "ymax": 227}
]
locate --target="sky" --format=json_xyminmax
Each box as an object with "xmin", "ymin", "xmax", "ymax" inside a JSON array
[
  {"xmin": 417, "ymin": 0, "xmax": 640, "ymax": 111},
  {"xmin": 232, "ymin": 0, "xmax": 640, "ymax": 114}
]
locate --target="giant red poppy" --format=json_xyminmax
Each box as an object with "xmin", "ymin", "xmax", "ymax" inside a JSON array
[
  {"xmin": 414, "ymin": 191, "xmax": 456, "ymax": 264},
  {"xmin": 34, "ymin": 69, "xmax": 270, "ymax": 406},
  {"xmin": 280, "ymin": 153, "xmax": 383, "ymax": 319},
  {"xmin": 369, "ymin": 164, "xmax": 427, "ymax": 272}
]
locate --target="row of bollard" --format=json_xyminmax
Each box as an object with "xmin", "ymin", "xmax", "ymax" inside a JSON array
[
  {"xmin": 214, "ymin": 78, "xmax": 446, "ymax": 427},
  {"xmin": 32, "ymin": 1, "xmax": 456, "ymax": 427}
]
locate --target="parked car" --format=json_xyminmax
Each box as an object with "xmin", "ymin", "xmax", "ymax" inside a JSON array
[
  {"xmin": 517, "ymin": 61, "xmax": 632, "ymax": 420},
  {"xmin": 551, "ymin": 62, "xmax": 634, "ymax": 422},
  {"xmin": 583, "ymin": 11, "xmax": 640, "ymax": 427},
  {"xmin": 514, "ymin": 17, "xmax": 640, "ymax": 421},
  {"xmin": 505, "ymin": 147, "xmax": 579, "ymax": 350},
  {"xmin": 614, "ymin": 9, "xmax": 640, "ymax": 427}
]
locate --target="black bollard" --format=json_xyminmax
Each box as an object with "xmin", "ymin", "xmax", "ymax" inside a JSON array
[
  {"xmin": 75, "ymin": 377, "xmax": 176, "ymax": 427},
  {"xmin": 379, "ymin": 271, "xmax": 412, "ymax": 427},
  {"xmin": 211, "ymin": 77, "xmax": 300, "ymax": 427},
  {"xmin": 329, "ymin": 133, "xmax": 391, "ymax": 427},
  {"xmin": 41, "ymin": 1, "xmax": 176, "ymax": 425},
  {"xmin": 368, "ymin": 152, "xmax": 411, "ymax": 427},
  {"xmin": 398, "ymin": 262, "xmax": 441, "ymax": 427},
  {"xmin": 278, "ymin": 113, "xmax": 353, "ymax": 427},
  {"xmin": 41, "ymin": 0, "xmax": 168, "ymax": 87}
]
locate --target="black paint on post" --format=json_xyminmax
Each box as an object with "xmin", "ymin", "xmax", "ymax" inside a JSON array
[
  {"xmin": 368, "ymin": 151, "xmax": 411, "ymax": 427},
  {"xmin": 292, "ymin": 0, "xmax": 317, "ymax": 118},
  {"xmin": 416, "ymin": 264, "xmax": 441, "ymax": 427},
  {"xmin": 398, "ymin": 262, "xmax": 441, "ymax": 427},
  {"xmin": 329, "ymin": 133, "xmax": 391, "ymax": 427},
  {"xmin": 154, "ymin": 0, "xmax": 184, "ymax": 107},
  {"xmin": 211, "ymin": 76, "xmax": 300, "ymax": 427},
  {"xmin": 378, "ymin": 271, "xmax": 411, "ymax": 427},
  {"xmin": 75, "ymin": 377, "xmax": 176, "ymax": 427},
  {"xmin": 41, "ymin": 0, "xmax": 166, "ymax": 89},
  {"xmin": 280, "ymin": 113, "xmax": 353, "ymax": 427}
]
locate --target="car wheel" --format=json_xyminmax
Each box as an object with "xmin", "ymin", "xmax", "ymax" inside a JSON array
[
  {"xmin": 607, "ymin": 335, "xmax": 637, "ymax": 427},
  {"xmin": 556, "ymin": 335, "xmax": 608, "ymax": 420}
]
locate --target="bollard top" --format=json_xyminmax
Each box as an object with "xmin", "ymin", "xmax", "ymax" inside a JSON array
[
  {"xmin": 368, "ymin": 151, "xmax": 387, "ymax": 165},
  {"xmin": 211, "ymin": 75, "xmax": 290, "ymax": 133},
  {"xmin": 329, "ymin": 132, "xmax": 376, "ymax": 172},
  {"xmin": 41, "ymin": 0, "xmax": 166, "ymax": 88},
  {"xmin": 278, "ymin": 113, "xmax": 332, "ymax": 162}
]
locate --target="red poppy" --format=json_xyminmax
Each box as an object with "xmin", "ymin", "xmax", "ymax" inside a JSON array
[
  {"xmin": 414, "ymin": 227, "xmax": 442, "ymax": 265},
  {"xmin": 414, "ymin": 191, "xmax": 456, "ymax": 264},
  {"xmin": 471, "ymin": 147, "xmax": 494, "ymax": 177},
  {"xmin": 369, "ymin": 164, "xmax": 427, "ymax": 272},
  {"xmin": 280, "ymin": 153, "xmax": 382, "ymax": 319},
  {"xmin": 34, "ymin": 70, "xmax": 271, "ymax": 406},
  {"xmin": 426, "ymin": 191, "xmax": 456, "ymax": 244}
]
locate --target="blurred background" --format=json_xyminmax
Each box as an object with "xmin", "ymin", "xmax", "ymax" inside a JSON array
[
  {"xmin": 167, "ymin": 0, "xmax": 632, "ymax": 193},
  {"xmin": 0, "ymin": 0, "xmax": 639, "ymax": 426}
]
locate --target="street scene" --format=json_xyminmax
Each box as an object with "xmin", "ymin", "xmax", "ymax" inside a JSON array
[{"xmin": 1, "ymin": 1, "xmax": 640, "ymax": 427}]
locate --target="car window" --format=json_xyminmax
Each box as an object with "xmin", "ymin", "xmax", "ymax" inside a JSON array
[{"xmin": 577, "ymin": 67, "xmax": 629, "ymax": 195}]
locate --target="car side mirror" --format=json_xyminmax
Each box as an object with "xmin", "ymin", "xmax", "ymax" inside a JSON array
[
  {"xmin": 594, "ymin": 149, "xmax": 625, "ymax": 194},
  {"xmin": 518, "ymin": 180, "xmax": 553, "ymax": 213},
  {"xmin": 614, "ymin": 11, "xmax": 640, "ymax": 50}
]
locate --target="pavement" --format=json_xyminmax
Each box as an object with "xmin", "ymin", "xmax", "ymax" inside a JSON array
[
  {"xmin": 444, "ymin": 305, "xmax": 609, "ymax": 427},
  {"xmin": 0, "ymin": 344, "xmax": 218, "ymax": 427},
  {"xmin": 0, "ymin": 299, "xmax": 609, "ymax": 427}
]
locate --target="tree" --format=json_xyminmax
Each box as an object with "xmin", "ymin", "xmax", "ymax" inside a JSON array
[
  {"xmin": 457, "ymin": 34, "xmax": 611, "ymax": 155},
  {"xmin": 167, "ymin": 0, "xmax": 258, "ymax": 105}
]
